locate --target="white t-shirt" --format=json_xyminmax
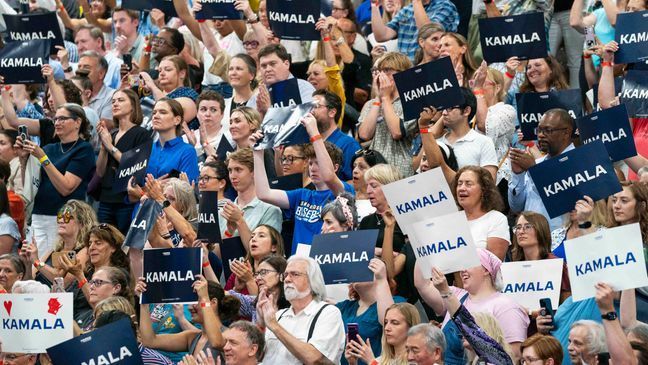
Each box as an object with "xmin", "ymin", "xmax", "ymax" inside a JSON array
[
  {"xmin": 438, "ymin": 129, "xmax": 498, "ymax": 169},
  {"xmin": 202, "ymin": 31, "xmax": 245, "ymax": 86},
  {"xmin": 468, "ymin": 210, "xmax": 511, "ymax": 249}
]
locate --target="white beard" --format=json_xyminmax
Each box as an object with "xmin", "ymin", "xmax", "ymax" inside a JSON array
[{"xmin": 284, "ymin": 285, "xmax": 310, "ymax": 301}]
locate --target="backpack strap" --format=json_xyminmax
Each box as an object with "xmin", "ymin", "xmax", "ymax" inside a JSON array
[{"xmin": 307, "ymin": 304, "xmax": 330, "ymax": 342}]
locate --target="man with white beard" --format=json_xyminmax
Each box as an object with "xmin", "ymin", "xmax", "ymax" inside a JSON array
[{"xmin": 257, "ymin": 256, "xmax": 345, "ymax": 365}]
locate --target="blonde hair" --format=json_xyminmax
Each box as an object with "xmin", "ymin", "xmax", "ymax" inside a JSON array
[
  {"xmin": 374, "ymin": 52, "xmax": 413, "ymax": 73},
  {"xmin": 486, "ymin": 68, "xmax": 506, "ymax": 102},
  {"xmin": 380, "ymin": 303, "xmax": 421, "ymax": 364},
  {"xmin": 55, "ymin": 200, "xmax": 98, "ymax": 252},
  {"xmin": 232, "ymin": 106, "xmax": 261, "ymax": 131},
  {"xmin": 472, "ymin": 312, "xmax": 514, "ymax": 363},
  {"xmin": 364, "ymin": 164, "xmax": 402, "ymax": 186}
]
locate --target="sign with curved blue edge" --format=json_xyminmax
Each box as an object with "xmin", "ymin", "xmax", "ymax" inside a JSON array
[
  {"xmin": 114, "ymin": 142, "xmax": 152, "ymax": 192},
  {"xmin": 516, "ymin": 89, "xmax": 583, "ymax": 140},
  {"xmin": 121, "ymin": 0, "xmax": 151, "ymax": 11},
  {"xmin": 309, "ymin": 230, "xmax": 378, "ymax": 284},
  {"xmin": 393, "ymin": 56, "xmax": 464, "ymax": 121},
  {"xmin": 195, "ymin": 0, "xmax": 243, "ymax": 20},
  {"xmin": 268, "ymin": 78, "xmax": 303, "ymax": 108},
  {"xmin": 141, "ymin": 247, "xmax": 203, "ymax": 304},
  {"xmin": 47, "ymin": 318, "xmax": 143, "ymax": 365},
  {"xmin": 266, "ymin": 0, "xmax": 331, "ymax": 40},
  {"xmin": 500, "ymin": 259, "xmax": 563, "ymax": 310},
  {"xmin": 621, "ymin": 70, "xmax": 648, "ymax": 117},
  {"xmin": 221, "ymin": 236, "xmax": 246, "ymax": 279},
  {"xmin": 614, "ymin": 10, "xmax": 648, "ymax": 64},
  {"xmin": 576, "ymin": 104, "xmax": 637, "ymax": 161},
  {"xmin": 565, "ymin": 223, "xmax": 648, "ymax": 301},
  {"xmin": 198, "ymin": 191, "xmax": 221, "ymax": 244},
  {"xmin": 479, "ymin": 12, "xmax": 547, "ymax": 63},
  {"xmin": 0, "ymin": 293, "xmax": 73, "ymax": 353},
  {"xmin": 124, "ymin": 199, "xmax": 163, "ymax": 249},
  {"xmin": 3, "ymin": 12, "xmax": 64, "ymax": 54},
  {"xmin": 528, "ymin": 141, "xmax": 622, "ymax": 218},
  {"xmin": 150, "ymin": 0, "xmax": 178, "ymax": 17},
  {"xmin": 269, "ymin": 173, "xmax": 303, "ymax": 191},
  {"xmin": 0, "ymin": 40, "xmax": 50, "ymax": 84},
  {"xmin": 255, "ymin": 102, "xmax": 314, "ymax": 150},
  {"xmin": 409, "ymin": 211, "xmax": 480, "ymax": 278}
]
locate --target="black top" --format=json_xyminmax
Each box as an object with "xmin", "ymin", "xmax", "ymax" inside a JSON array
[
  {"xmin": 342, "ymin": 50, "xmax": 373, "ymax": 108},
  {"xmin": 554, "ymin": 0, "xmax": 574, "ymax": 12},
  {"xmin": 39, "ymin": 118, "xmax": 60, "ymax": 147},
  {"xmin": 358, "ymin": 212, "xmax": 407, "ymax": 253}
]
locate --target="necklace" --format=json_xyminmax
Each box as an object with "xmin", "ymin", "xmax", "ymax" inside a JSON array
[{"xmin": 60, "ymin": 139, "xmax": 79, "ymax": 154}]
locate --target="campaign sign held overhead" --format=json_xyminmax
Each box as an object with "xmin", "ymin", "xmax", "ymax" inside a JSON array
[
  {"xmin": 268, "ymin": 78, "xmax": 303, "ymax": 108},
  {"xmin": 0, "ymin": 293, "xmax": 73, "ymax": 353},
  {"xmin": 410, "ymin": 211, "xmax": 481, "ymax": 278},
  {"xmin": 576, "ymin": 104, "xmax": 637, "ymax": 161},
  {"xmin": 393, "ymin": 56, "xmax": 464, "ymax": 121},
  {"xmin": 269, "ymin": 173, "xmax": 303, "ymax": 191},
  {"xmin": 309, "ymin": 230, "xmax": 378, "ymax": 284},
  {"xmin": 382, "ymin": 167, "xmax": 457, "ymax": 238},
  {"xmin": 255, "ymin": 102, "xmax": 314, "ymax": 150},
  {"xmin": 266, "ymin": 0, "xmax": 328, "ymax": 40},
  {"xmin": 614, "ymin": 10, "xmax": 648, "ymax": 64},
  {"xmin": 565, "ymin": 223, "xmax": 648, "ymax": 301},
  {"xmin": 196, "ymin": 0, "xmax": 243, "ymax": 20},
  {"xmin": 621, "ymin": 70, "xmax": 648, "ymax": 117},
  {"xmin": 124, "ymin": 199, "xmax": 163, "ymax": 249},
  {"xmin": 47, "ymin": 318, "xmax": 143, "ymax": 365},
  {"xmin": 151, "ymin": 0, "xmax": 178, "ymax": 17},
  {"xmin": 528, "ymin": 141, "xmax": 622, "ymax": 218},
  {"xmin": 479, "ymin": 12, "xmax": 547, "ymax": 63},
  {"xmin": 114, "ymin": 142, "xmax": 152, "ymax": 192},
  {"xmin": 0, "ymin": 40, "xmax": 50, "ymax": 84},
  {"xmin": 516, "ymin": 89, "xmax": 583, "ymax": 140},
  {"xmin": 3, "ymin": 12, "xmax": 64, "ymax": 54},
  {"xmin": 221, "ymin": 236, "xmax": 247, "ymax": 279},
  {"xmin": 198, "ymin": 191, "xmax": 221, "ymax": 244},
  {"xmin": 121, "ymin": 0, "xmax": 151, "ymax": 11},
  {"xmin": 501, "ymin": 259, "xmax": 563, "ymax": 311},
  {"xmin": 141, "ymin": 247, "xmax": 202, "ymax": 304}
]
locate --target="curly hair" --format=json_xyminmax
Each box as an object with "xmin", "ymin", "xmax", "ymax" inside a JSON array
[
  {"xmin": 83, "ymin": 224, "xmax": 130, "ymax": 278},
  {"xmin": 451, "ymin": 166, "xmax": 504, "ymax": 213},
  {"xmin": 55, "ymin": 200, "xmax": 98, "ymax": 253},
  {"xmin": 607, "ymin": 181, "xmax": 648, "ymax": 245},
  {"xmin": 519, "ymin": 55, "xmax": 569, "ymax": 93}
]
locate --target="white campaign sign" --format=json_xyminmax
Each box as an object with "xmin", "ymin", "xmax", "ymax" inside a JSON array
[
  {"xmin": 382, "ymin": 167, "xmax": 457, "ymax": 239},
  {"xmin": 0, "ymin": 293, "xmax": 73, "ymax": 353},
  {"xmin": 565, "ymin": 223, "xmax": 648, "ymax": 301},
  {"xmin": 501, "ymin": 259, "xmax": 564, "ymax": 310},
  {"xmin": 410, "ymin": 211, "xmax": 480, "ymax": 278}
]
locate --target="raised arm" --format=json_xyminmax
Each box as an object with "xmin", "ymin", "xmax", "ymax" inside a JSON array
[
  {"xmin": 412, "ymin": 0, "xmax": 431, "ymax": 28},
  {"xmin": 370, "ymin": 1, "xmax": 397, "ymax": 42},
  {"xmin": 595, "ymin": 283, "xmax": 638, "ymax": 365},
  {"xmin": 413, "ymin": 261, "xmax": 447, "ymax": 316},
  {"xmin": 302, "ymin": 113, "xmax": 345, "ymax": 195},
  {"xmin": 145, "ymin": 175, "xmax": 197, "ymax": 245},
  {"xmin": 369, "ymin": 258, "xmax": 394, "ymax": 325},
  {"xmin": 251, "ymin": 132, "xmax": 290, "ymax": 208},
  {"xmin": 0, "ymin": 88, "xmax": 40, "ymax": 134},
  {"xmin": 419, "ymin": 107, "xmax": 456, "ymax": 183},
  {"xmin": 597, "ymin": 42, "xmax": 618, "ymax": 110},
  {"xmin": 173, "ymin": 0, "xmax": 201, "ymax": 40},
  {"xmin": 569, "ymin": 0, "xmax": 597, "ymax": 33}
]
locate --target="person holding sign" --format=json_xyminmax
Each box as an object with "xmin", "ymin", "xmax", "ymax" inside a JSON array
[
  {"xmin": 414, "ymin": 248, "xmax": 529, "ymax": 363},
  {"xmin": 74, "ymin": 266, "xmax": 133, "ymax": 331},
  {"xmin": 185, "ymin": 91, "xmax": 233, "ymax": 163},
  {"xmin": 608, "ymin": 181, "xmax": 648, "ymax": 246},
  {"xmin": 257, "ymin": 44, "xmax": 315, "ymax": 109},
  {"xmin": 138, "ymin": 276, "xmax": 240, "ymax": 361},
  {"xmin": 594, "ymin": 282, "xmax": 639, "ymax": 365},
  {"xmin": 439, "ymin": 33, "xmax": 478, "ymax": 86},
  {"xmin": 550, "ymin": 197, "xmax": 600, "ymax": 260}
]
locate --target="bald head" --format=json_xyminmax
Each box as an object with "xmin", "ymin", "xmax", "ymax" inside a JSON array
[
  {"xmin": 544, "ymin": 108, "xmax": 574, "ymax": 132},
  {"xmin": 537, "ymin": 108, "xmax": 574, "ymax": 156}
]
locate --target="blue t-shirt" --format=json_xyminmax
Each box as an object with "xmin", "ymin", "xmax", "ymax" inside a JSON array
[
  {"xmin": 327, "ymin": 129, "xmax": 361, "ymax": 181},
  {"xmin": 149, "ymin": 303, "xmax": 196, "ymax": 363},
  {"xmin": 285, "ymin": 182, "xmax": 355, "ymax": 253},
  {"xmin": 147, "ymin": 137, "xmax": 200, "ymax": 182},
  {"xmin": 336, "ymin": 296, "xmax": 406, "ymax": 365},
  {"xmin": 33, "ymin": 140, "xmax": 96, "ymax": 216}
]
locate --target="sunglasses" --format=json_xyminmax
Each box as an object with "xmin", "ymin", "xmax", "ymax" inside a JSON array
[{"xmin": 57, "ymin": 210, "xmax": 73, "ymax": 223}]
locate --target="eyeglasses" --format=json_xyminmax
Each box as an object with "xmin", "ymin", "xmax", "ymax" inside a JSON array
[
  {"xmin": 57, "ymin": 210, "xmax": 74, "ymax": 223},
  {"xmin": 354, "ymin": 149, "xmax": 376, "ymax": 158},
  {"xmin": 53, "ymin": 116, "xmax": 76, "ymax": 123},
  {"xmin": 243, "ymin": 40, "xmax": 260, "ymax": 49},
  {"xmin": 280, "ymin": 271, "xmax": 307, "ymax": 281},
  {"xmin": 88, "ymin": 279, "xmax": 116, "ymax": 288},
  {"xmin": 253, "ymin": 269, "xmax": 278, "ymax": 278},
  {"xmin": 332, "ymin": 6, "xmax": 346, "ymax": 11},
  {"xmin": 281, "ymin": 155, "xmax": 305, "ymax": 164},
  {"xmin": 521, "ymin": 358, "xmax": 543, "ymax": 364},
  {"xmin": 198, "ymin": 175, "xmax": 220, "ymax": 183},
  {"xmin": 94, "ymin": 223, "xmax": 110, "ymax": 230},
  {"xmin": 513, "ymin": 223, "xmax": 535, "ymax": 234},
  {"xmin": 151, "ymin": 37, "xmax": 170, "ymax": 47},
  {"xmin": 371, "ymin": 67, "xmax": 397, "ymax": 74},
  {"xmin": 535, "ymin": 127, "xmax": 568, "ymax": 135}
]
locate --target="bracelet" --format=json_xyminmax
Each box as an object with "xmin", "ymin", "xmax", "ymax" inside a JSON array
[
  {"xmin": 161, "ymin": 233, "xmax": 171, "ymax": 240},
  {"xmin": 202, "ymin": 261, "xmax": 211, "ymax": 268},
  {"xmin": 310, "ymin": 134, "xmax": 323, "ymax": 143},
  {"xmin": 33, "ymin": 260, "xmax": 42, "ymax": 269},
  {"xmin": 420, "ymin": 128, "xmax": 430, "ymax": 134},
  {"xmin": 583, "ymin": 54, "xmax": 592, "ymax": 59},
  {"xmin": 370, "ymin": 360, "xmax": 379, "ymax": 365},
  {"xmin": 39, "ymin": 155, "xmax": 49, "ymax": 164},
  {"xmin": 601, "ymin": 61, "xmax": 614, "ymax": 67},
  {"xmin": 246, "ymin": 14, "xmax": 259, "ymax": 24},
  {"xmin": 440, "ymin": 292, "xmax": 453, "ymax": 298},
  {"xmin": 323, "ymin": 36, "xmax": 331, "ymax": 42},
  {"xmin": 197, "ymin": 19, "xmax": 207, "ymax": 23},
  {"xmin": 473, "ymin": 89, "xmax": 485, "ymax": 96},
  {"xmin": 504, "ymin": 71, "xmax": 515, "ymax": 79},
  {"xmin": 78, "ymin": 278, "xmax": 87, "ymax": 289},
  {"xmin": 144, "ymin": 45, "xmax": 152, "ymax": 52},
  {"xmin": 224, "ymin": 230, "xmax": 233, "ymax": 238},
  {"xmin": 0, "ymin": 287, "xmax": 6, "ymax": 294},
  {"xmin": 372, "ymin": 101, "xmax": 381, "ymax": 107},
  {"xmin": 200, "ymin": 301, "xmax": 212, "ymax": 308}
]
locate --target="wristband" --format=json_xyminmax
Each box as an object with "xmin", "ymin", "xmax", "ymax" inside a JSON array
[
  {"xmin": 224, "ymin": 230, "xmax": 233, "ymax": 238},
  {"xmin": 583, "ymin": 54, "xmax": 592, "ymax": 59},
  {"xmin": 39, "ymin": 155, "xmax": 49, "ymax": 164},
  {"xmin": 246, "ymin": 14, "xmax": 259, "ymax": 24},
  {"xmin": 310, "ymin": 134, "xmax": 323, "ymax": 143},
  {"xmin": 473, "ymin": 89, "xmax": 485, "ymax": 96},
  {"xmin": 504, "ymin": 71, "xmax": 515, "ymax": 79},
  {"xmin": 420, "ymin": 128, "xmax": 430, "ymax": 134},
  {"xmin": 0, "ymin": 287, "xmax": 7, "ymax": 294},
  {"xmin": 202, "ymin": 261, "xmax": 211, "ymax": 268},
  {"xmin": 440, "ymin": 292, "xmax": 453, "ymax": 298},
  {"xmin": 372, "ymin": 101, "xmax": 381, "ymax": 107},
  {"xmin": 33, "ymin": 260, "xmax": 44, "ymax": 269},
  {"xmin": 200, "ymin": 301, "xmax": 212, "ymax": 308},
  {"xmin": 323, "ymin": 36, "xmax": 331, "ymax": 42},
  {"xmin": 601, "ymin": 61, "xmax": 613, "ymax": 67},
  {"xmin": 197, "ymin": 19, "xmax": 207, "ymax": 23},
  {"xmin": 78, "ymin": 278, "xmax": 87, "ymax": 289},
  {"xmin": 370, "ymin": 360, "xmax": 379, "ymax": 365},
  {"xmin": 144, "ymin": 45, "xmax": 152, "ymax": 52}
]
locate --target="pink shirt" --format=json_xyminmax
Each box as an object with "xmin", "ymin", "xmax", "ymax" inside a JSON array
[{"xmin": 443, "ymin": 287, "xmax": 530, "ymax": 343}]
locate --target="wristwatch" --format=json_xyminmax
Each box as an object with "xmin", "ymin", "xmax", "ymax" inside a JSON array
[
  {"xmin": 63, "ymin": 66, "xmax": 73, "ymax": 73},
  {"xmin": 162, "ymin": 200, "xmax": 171, "ymax": 208},
  {"xmin": 602, "ymin": 311, "xmax": 618, "ymax": 321},
  {"xmin": 110, "ymin": 146, "xmax": 118, "ymax": 155}
]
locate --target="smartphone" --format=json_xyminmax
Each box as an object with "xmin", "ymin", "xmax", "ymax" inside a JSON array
[
  {"xmin": 346, "ymin": 323, "xmax": 359, "ymax": 344},
  {"xmin": 18, "ymin": 125, "xmax": 29, "ymax": 142},
  {"xmin": 585, "ymin": 27, "xmax": 596, "ymax": 49},
  {"xmin": 123, "ymin": 53, "xmax": 133, "ymax": 71},
  {"xmin": 52, "ymin": 251, "xmax": 76, "ymax": 269},
  {"xmin": 539, "ymin": 298, "xmax": 555, "ymax": 330},
  {"xmin": 168, "ymin": 169, "xmax": 181, "ymax": 179}
]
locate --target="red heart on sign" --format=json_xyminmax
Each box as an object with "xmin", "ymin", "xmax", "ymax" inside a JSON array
[{"xmin": 3, "ymin": 300, "xmax": 12, "ymax": 316}]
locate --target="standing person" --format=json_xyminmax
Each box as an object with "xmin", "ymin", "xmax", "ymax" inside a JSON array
[
  {"xmin": 351, "ymin": 149, "xmax": 387, "ymax": 222},
  {"xmin": 96, "ymin": 89, "xmax": 151, "ymax": 234},
  {"xmin": 439, "ymin": 33, "xmax": 477, "ymax": 86},
  {"xmin": 549, "ymin": 0, "xmax": 584, "ymax": 88},
  {"xmin": 17, "ymin": 104, "xmax": 95, "ymax": 254},
  {"xmin": 78, "ymin": 50, "xmax": 116, "ymax": 123},
  {"xmin": 257, "ymin": 256, "xmax": 346, "ymax": 365},
  {"xmin": 185, "ymin": 90, "xmax": 233, "ymax": 162},
  {"xmin": 111, "ymin": 8, "xmax": 145, "ymax": 61},
  {"xmin": 414, "ymin": 23, "xmax": 446, "ymax": 65}
]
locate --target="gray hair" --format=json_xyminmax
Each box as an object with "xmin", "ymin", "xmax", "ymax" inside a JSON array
[
  {"xmin": 638, "ymin": 166, "xmax": 648, "ymax": 178},
  {"xmin": 408, "ymin": 323, "xmax": 446, "ymax": 355},
  {"xmin": 287, "ymin": 256, "xmax": 327, "ymax": 302},
  {"xmin": 79, "ymin": 50, "xmax": 108, "ymax": 71},
  {"xmin": 229, "ymin": 320, "xmax": 266, "ymax": 362},
  {"xmin": 12, "ymin": 280, "xmax": 50, "ymax": 294},
  {"xmin": 628, "ymin": 322, "xmax": 648, "ymax": 344},
  {"xmin": 320, "ymin": 192, "xmax": 357, "ymax": 230},
  {"xmin": 571, "ymin": 320, "xmax": 607, "ymax": 356}
]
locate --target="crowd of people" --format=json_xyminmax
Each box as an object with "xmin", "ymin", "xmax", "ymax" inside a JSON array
[{"xmin": 0, "ymin": 0, "xmax": 647, "ymax": 363}]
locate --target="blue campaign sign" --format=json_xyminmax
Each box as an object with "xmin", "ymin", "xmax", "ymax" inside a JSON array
[
  {"xmin": 479, "ymin": 12, "xmax": 548, "ymax": 63},
  {"xmin": 266, "ymin": 0, "xmax": 330, "ymax": 40},
  {"xmin": 393, "ymin": 57, "xmax": 464, "ymax": 121},
  {"xmin": 269, "ymin": 173, "xmax": 303, "ymax": 191},
  {"xmin": 151, "ymin": 0, "xmax": 178, "ymax": 17},
  {"xmin": 220, "ymin": 237, "xmax": 246, "ymax": 279},
  {"xmin": 123, "ymin": 199, "xmax": 162, "ymax": 250},
  {"xmin": 255, "ymin": 103, "xmax": 313, "ymax": 150},
  {"xmin": 621, "ymin": 70, "xmax": 648, "ymax": 117},
  {"xmin": 0, "ymin": 40, "xmax": 49, "ymax": 84},
  {"xmin": 114, "ymin": 142, "xmax": 152, "ymax": 192},
  {"xmin": 268, "ymin": 78, "xmax": 303, "ymax": 108},
  {"xmin": 516, "ymin": 89, "xmax": 583, "ymax": 140},
  {"xmin": 3, "ymin": 12, "xmax": 64, "ymax": 54},
  {"xmin": 198, "ymin": 191, "xmax": 221, "ymax": 244},
  {"xmin": 121, "ymin": 0, "xmax": 151, "ymax": 11},
  {"xmin": 196, "ymin": 0, "xmax": 242, "ymax": 19},
  {"xmin": 141, "ymin": 247, "xmax": 202, "ymax": 304},
  {"xmin": 528, "ymin": 141, "xmax": 622, "ymax": 218},
  {"xmin": 216, "ymin": 136, "xmax": 235, "ymax": 161},
  {"xmin": 47, "ymin": 318, "xmax": 143, "ymax": 365},
  {"xmin": 614, "ymin": 10, "xmax": 648, "ymax": 64},
  {"xmin": 309, "ymin": 230, "xmax": 378, "ymax": 284},
  {"xmin": 576, "ymin": 104, "xmax": 637, "ymax": 161}
]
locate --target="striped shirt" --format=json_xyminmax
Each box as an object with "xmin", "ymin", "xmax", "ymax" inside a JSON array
[{"xmin": 386, "ymin": 0, "xmax": 459, "ymax": 60}]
